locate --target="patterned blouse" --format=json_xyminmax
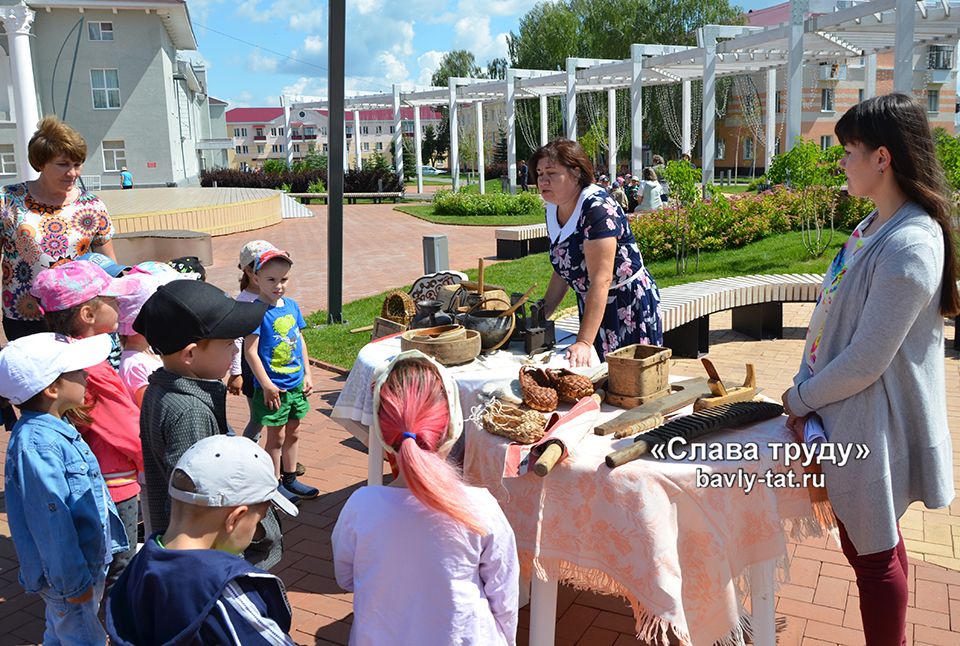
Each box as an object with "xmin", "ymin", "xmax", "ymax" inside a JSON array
[{"xmin": 0, "ymin": 183, "xmax": 113, "ymax": 321}]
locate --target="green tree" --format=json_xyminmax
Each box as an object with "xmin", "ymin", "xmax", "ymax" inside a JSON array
[
  {"xmin": 493, "ymin": 128, "xmax": 508, "ymax": 164},
  {"xmin": 422, "ymin": 125, "xmax": 438, "ymax": 165},
  {"xmin": 431, "ymin": 50, "xmax": 483, "ymax": 87},
  {"xmin": 507, "ymin": 2, "xmax": 581, "ymax": 71},
  {"xmin": 487, "ymin": 57, "xmax": 508, "ymax": 80},
  {"xmin": 261, "ymin": 159, "xmax": 288, "ymax": 174},
  {"xmin": 934, "ymin": 127, "xmax": 960, "ymax": 191}
]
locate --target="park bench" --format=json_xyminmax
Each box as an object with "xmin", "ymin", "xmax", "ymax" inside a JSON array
[
  {"xmin": 556, "ymin": 273, "xmax": 825, "ymax": 358},
  {"xmin": 287, "ymin": 192, "xmax": 403, "ymax": 205},
  {"xmin": 496, "ymin": 223, "xmax": 549, "ymax": 259}
]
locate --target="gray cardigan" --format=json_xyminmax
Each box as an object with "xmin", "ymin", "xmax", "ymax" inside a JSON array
[{"xmin": 787, "ymin": 202, "xmax": 954, "ymax": 555}]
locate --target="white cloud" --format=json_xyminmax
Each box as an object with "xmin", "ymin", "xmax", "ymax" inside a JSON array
[
  {"xmin": 416, "ymin": 50, "xmax": 445, "ymax": 86},
  {"xmin": 456, "ymin": 0, "xmax": 539, "ymax": 16},
  {"xmin": 355, "ymin": 0, "xmax": 385, "ymax": 15},
  {"xmin": 376, "ymin": 52, "xmax": 409, "ymax": 83},
  {"xmin": 264, "ymin": 95, "xmax": 281, "ymax": 106},
  {"xmin": 248, "ymin": 49, "xmax": 279, "ymax": 73},
  {"xmin": 288, "ymin": 8, "xmax": 325, "ymax": 31},
  {"xmin": 227, "ymin": 90, "xmax": 254, "ymax": 108},
  {"xmin": 453, "ymin": 15, "xmax": 509, "ymax": 62},
  {"xmin": 235, "ymin": 0, "xmax": 271, "ymax": 23},
  {"xmin": 302, "ymin": 35, "xmax": 325, "ymax": 54}
]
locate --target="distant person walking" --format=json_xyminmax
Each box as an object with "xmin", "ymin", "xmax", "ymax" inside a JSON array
[
  {"xmin": 518, "ymin": 161, "xmax": 529, "ymax": 192},
  {"xmin": 120, "ymin": 167, "xmax": 133, "ymax": 190}
]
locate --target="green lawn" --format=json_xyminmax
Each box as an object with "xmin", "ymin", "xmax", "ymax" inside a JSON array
[
  {"xmin": 394, "ymin": 204, "xmax": 544, "ymax": 226},
  {"xmin": 303, "ymin": 230, "xmax": 844, "ymax": 370},
  {"xmin": 716, "ymin": 184, "xmax": 751, "ymax": 194}
]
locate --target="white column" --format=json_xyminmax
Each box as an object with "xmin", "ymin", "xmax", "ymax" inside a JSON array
[
  {"xmin": 894, "ymin": 0, "xmax": 916, "ymax": 94},
  {"xmin": 506, "ymin": 69, "xmax": 517, "ymax": 194},
  {"xmin": 413, "ymin": 105, "xmax": 423, "ymax": 194},
  {"xmin": 702, "ymin": 32, "xmax": 717, "ymax": 188},
  {"xmin": 565, "ymin": 58, "xmax": 577, "ymax": 140},
  {"xmin": 392, "ymin": 84, "xmax": 403, "ymax": 182},
  {"xmin": 607, "ymin": 88, "xmax": 616, "ymax": 180},
  {"xmin": 449, "ymin": 80, "xmax": 459, "ymax": 191},
  {"xmin": 475, "ymin": 102, "xmax": 485, "ymax": 195},
  {"xmin": 630, "ymin": 44, "xmax": 644, "ymax": 177},
  {"xmin": 786, "ymin": 0, "xmax": 807, "ymax": 151},
  {"xmin": 283, "ymin": 98, "xmax": 294, "ymax": 167},
  {"xmin": 353, "ymin": 109, "xmax": 362, "ymax": 170},
  {"xmin": 765, "ymin": 68, "xmax": 777, "ymax": 171},
  {"xmin": 2, "ymin": 1, "xmax": 40, "ymax": 182},
  {"xmin": 682, "ymin": 79, "xmax": 692, "ymax": 156},
  {"xmin": 864, "ymin": 53, "xmax": 877, "ymax": 100},
  {"xmin": 539, "ymin": 94, "xmax": 549, "ymax": 146}
]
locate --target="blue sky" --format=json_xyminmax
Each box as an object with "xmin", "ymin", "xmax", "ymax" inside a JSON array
[{"xmin": 187, "ymin": 0, "xmax": 775, "ymax": 108}]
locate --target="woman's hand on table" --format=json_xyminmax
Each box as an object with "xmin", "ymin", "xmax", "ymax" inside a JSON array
[{"xmin": 566, "ymin": 340, "xmax": 593, "ymax": 368}]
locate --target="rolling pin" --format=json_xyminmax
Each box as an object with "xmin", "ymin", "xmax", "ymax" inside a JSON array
[
  {"xmin": 605, "ymin": 436, "xmax": 660, "ymax": 468},
  {"xmin": 533, "ymin": 390, "xmax": 605, "ymax": 477}
]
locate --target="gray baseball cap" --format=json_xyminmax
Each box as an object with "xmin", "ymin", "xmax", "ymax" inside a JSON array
[{"xmin": 169, "ymin": 435, "xmax": 299, "ymax": 517}]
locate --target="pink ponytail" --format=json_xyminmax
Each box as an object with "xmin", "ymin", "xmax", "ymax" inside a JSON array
[{"xmin": 377, "ymin": 360, "xmax": 487, "ymax": 535}]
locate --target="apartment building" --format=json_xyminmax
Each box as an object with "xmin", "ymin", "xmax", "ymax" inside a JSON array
[
  {"xmin": 0, "ymin": 0, "xmax": 230, "ymax": 187},
  {"xmin": 226, "ymin": 106, "xmax": 444, "ymax": 170}
]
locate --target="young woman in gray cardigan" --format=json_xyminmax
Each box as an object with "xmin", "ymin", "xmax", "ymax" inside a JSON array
[{"xmin": 782, "ymin": 93, "xmax": 958, "ymax": 646}]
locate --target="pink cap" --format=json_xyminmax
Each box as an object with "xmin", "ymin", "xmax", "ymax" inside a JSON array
[
  {"xmin": 31, "ymin": 260, "xmax": 140, "ymax": 314},
  {"xmin": 254, "ymin": 249, "xmax": 292, "ymax": 272},
  {"xmin": 116, "ymin": 273, "xmax": 185, "ymax": 336}
]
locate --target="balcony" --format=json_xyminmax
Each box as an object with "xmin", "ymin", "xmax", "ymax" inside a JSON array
[
  {"xmin": 254, "ymin": 135, "xmax": 266, "ymax": 141},
  {"xmin": 928, "ymin": 68, "xmax": 953, "ymax": 85},
  {"xmin": 304, "ymin": 134, "xmax": 317, "ymax": 140}
]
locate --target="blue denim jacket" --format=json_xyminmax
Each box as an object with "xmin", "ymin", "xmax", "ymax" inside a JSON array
[{"xmin": 4, "ymin": 410, "xmax": 128, "ymax": 598}]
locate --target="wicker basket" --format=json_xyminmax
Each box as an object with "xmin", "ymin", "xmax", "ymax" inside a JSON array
[{"xmin": 381, "ymin": 290, "xmax": 417, "ymax": 325}]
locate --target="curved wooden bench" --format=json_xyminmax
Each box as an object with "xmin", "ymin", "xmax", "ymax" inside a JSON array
[
  {"xmin": 112, "ymin": 229, "xmax": 212, "ymax": 266},
  {"xmin": 495, "ymin": 223, "xmax": 549, "ymax": 259}
]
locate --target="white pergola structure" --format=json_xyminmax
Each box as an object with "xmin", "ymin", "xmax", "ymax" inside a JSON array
[{"xmin": 292, "ymin": 0, "xmax": 960, "ymax": 196}]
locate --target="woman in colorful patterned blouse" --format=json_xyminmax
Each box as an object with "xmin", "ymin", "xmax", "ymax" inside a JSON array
[
  {"xmin": 0, "ymin": 116, "xmax": 116, "ymax": 341},
  {"xmin": 532, "ymin": 139, "xmax": 662, "ymax": 367}
]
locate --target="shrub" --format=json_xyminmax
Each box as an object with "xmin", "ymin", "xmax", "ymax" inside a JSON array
[
  {"xmin": 934, "ymin": 127, "xmax": 960, "ymax": 191},
  {"xmin": 767, "ymin": 140, "xmax": 844, "ymax": 189},
  {"xmin": 344, "ymin": 168, "xmax": 403, "ymax": 193},
  {"xmin": 200, "ymin": 168, "xmax": 324, "ymax": 193},
  {"xmin": 307, "ymin": 178, "xmax": 325, "ymax": 193},
  {"xmin": 262, "ymin": 159, "xmax": 288, "ymax": 174},
  {"xmin": 432, "ymin": 190, "xmax": 542, "ymax": 216}
]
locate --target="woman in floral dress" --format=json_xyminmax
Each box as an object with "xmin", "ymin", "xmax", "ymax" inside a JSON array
[
  {"xmin": 0, "ymin": 116, "xmax": 115, "ymax": 341},
  {"xmin": 532, "ymin": 139, "xmax": 662, "ymax": 367}
]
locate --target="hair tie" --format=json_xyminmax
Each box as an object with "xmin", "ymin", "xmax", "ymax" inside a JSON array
[{"xmin": 402, "ymin": 432, "xmax": 417, "ymax": 441}]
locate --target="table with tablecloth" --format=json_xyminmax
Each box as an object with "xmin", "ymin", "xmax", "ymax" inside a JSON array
[{"xmin": 332, "ymin": 334, "xmax": 826, "ymax": 646}]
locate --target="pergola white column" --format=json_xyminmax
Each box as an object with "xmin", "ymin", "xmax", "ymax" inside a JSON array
[
  {"xmin": 565, "ymin": 58, "xmax": 577, "ymax": 139},
  {"xmin": 630, "ymin": 44, "xmax": 644, "ymax": 176},
  {"xmin": 765, "ymin": 68, "xmax": 777, "ymax": 171},
  {"xmin": 392, "ymin": 84, "xmax": 403, "ymax": 181},
  {"xmin": 894, "ymin": 0, "xmax": 917, "ymax": 93},
  {"xmin": 475, "ymin": 102, "xmax": 486, "ymax": 195},
  {"xmin": 449, "ymin": 80, "xmax": 459, "ymax": 191},
  {"xmin": 607, "ymin": 88, "xmax": 616, "ymax": 179},
  {"xmin": 353, "ymin": 109, "xmax": 362, "ymax": 170},
  {"xmin": 864, "ymin": 53, "xmax": 877, "ymax": 99},
  {"xmin": 681, "ymin": 79, "xmax": 692, "ymax": 156},
  {"xmin": 539, "ymin": 94, "xmax": 549, "ymax": 146},
  {"xmin": 413, "ymin": 106, "xmax": 423, "ymax": 194},
  {"xmin": 701, "ymin": 31, "xmax": 717, "ymax": 187},
  {"xmin": 283, "ymin": 98, "xmax": 294, "ymax": 167},
  {"xmin": 506, "ymin": 69, "xmax": 518, "ymax": 194},
  {"xmin": 2, "ymin": 1, "xmax": 40, "ymax": 182},
  {"xmin": 786, "ymin": 0, "xmax": 807, "ymax": 150}
]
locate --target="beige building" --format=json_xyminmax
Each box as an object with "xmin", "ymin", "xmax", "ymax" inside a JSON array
[{"xmin": 226, "ymin": 106, "xmax": 443, "ymax": 170}]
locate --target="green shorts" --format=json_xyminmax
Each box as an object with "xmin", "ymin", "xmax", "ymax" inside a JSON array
[{"xmin": 252, "ymin": 385, "xmax": 310, "ymax": 427}]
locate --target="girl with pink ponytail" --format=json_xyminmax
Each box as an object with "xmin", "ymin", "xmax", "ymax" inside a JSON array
[{"xmin": 332, "ymin": 351, "xmax": 520, "ymax": 645}]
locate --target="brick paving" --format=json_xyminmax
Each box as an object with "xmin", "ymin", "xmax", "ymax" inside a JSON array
[{"xmin": 0, "ymin": 216, "xmax": 959, "ymax": 643}]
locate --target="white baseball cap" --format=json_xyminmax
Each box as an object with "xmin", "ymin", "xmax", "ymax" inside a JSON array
[
  {"xmin": 168, "ymin": 435, "xmax": 299, "ymax": 517},
  {"xmin": 0, "ymin": 333, "xmax": 112, "ymax": 405}
]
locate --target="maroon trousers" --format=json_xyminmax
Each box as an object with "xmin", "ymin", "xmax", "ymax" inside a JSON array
[{"xmin": 837, "ymin": 520, "xmax": 909, "ymax": 646}]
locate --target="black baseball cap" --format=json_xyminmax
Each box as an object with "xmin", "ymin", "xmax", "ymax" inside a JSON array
[{"xmin": 133, "ymin": 280, "xmax": 268, "ymax": 355}]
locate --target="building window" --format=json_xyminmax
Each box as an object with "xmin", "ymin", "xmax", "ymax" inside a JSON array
[
  {"xmin": 88, "ymin": 22, "xmax": 113, "ymax": 41},
  {"xmin": 271, "ymin": 127, "xmax": 277, "ymax": 136},
  {"xmin": 102, "ymin": 140, "xmax": 126, "ymax": 172},
  {"xmin": 293, "ymin": 144, "xmax": 300, "ymax": 153},
  {"xmin": 257, "ymin": 144, "xmax": 264, "ymax": 154},
  {"xmin": 716, "ymin": 139, "xmax": 725, "ymax": 160},
  {"xmin": 0, "ymin": 144, "xmax": 15, "ymax": 175},
  {"xmin": 820, "ymin": 88, "xmax": 834, "ymax": 112},
  {"xmin": 255, "ymin": 127, "xmax": 264, "ymax": 137},
  {"xmin": 820, "ymin": 135, "xmax": 833, "ymax": 151},
  {"xmin": 278, "ymin": 127, "xmax": 284, "ymax": 136},
  {"xmin": 402, "ymin": 121, "xmax": 414, "ymax": 133},
  {"xmin": 90, "ymin": 69, "xmax": 120, "ymax": 109},
  {"xmin": 272, "ymin": 144, "xmax": 284, "ymax": 153},
  {"xmin": 376, "ymin": 142, "xmax": 383, "ymax": 151},
  {"xmin": 858, "ymin": 89, "xmax": 864, "ymax": 104},
  {"xmin": 774, "ymin": 137, "xmax": 781, "ymax": 156},
  {"xmin": 242, "ymin": 145, "xmax": 249, "ymax": 154},
  {"xmin": 775, "ymin": 91, "xmax": 782, "ymax": 113},
  {"xmin": 362, "ymin": 142, "xmax": 370, "ymax": 151},
  {"xmin": 242, "ymin": 128, "xmax": 247, "ymax": 137},
  {"xmin": 305, "ymin": 127, "xmax": 316, "ymax": 137},
  {"xmin": 235, "ymin": 145, "xmax": 242, "ymax": 154},
  {"xmin": 322, "ymin": 143, "xmax": 328, "ymax": 153},
  {"xmin": 928, "ymin": 89, "xmax": 940, "ymax": 113},
  {"xmin": 389, "ymin": 125, "xmax": 395, "ymax": 134},
  {"xmin": 234, "ymin": 128, "xmax": 241, "ymax": 137},
  {"xmin": 928, "ymin": 45, "xmax": 954, "ymax": 70},
  {"xmin": 376, "ymin": 125, "xmax": 383, "ymax": 134},
  {"xmin": 361, "ymin": 126, "xmax": 369, "ymax": 135},
  {"xmin": 321, "ymin": 127, "xmax": 327, "ymax": 136},
  {"xmin": 743, "ymin": 138, "xmax": 754, "ymax": 161}
]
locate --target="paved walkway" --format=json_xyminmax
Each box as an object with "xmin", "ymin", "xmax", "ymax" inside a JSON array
[
  {"xmin": 1, "ymin": 303, "xmax": 958, "ymax": 644},
  {"xmin": 205, "ymin": 203, "xmax": 499, "ymax": 314}
]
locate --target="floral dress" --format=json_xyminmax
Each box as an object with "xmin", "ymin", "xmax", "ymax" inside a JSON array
[
  {"xmin": 0, "ymin": 183, "xmax": 113, "ymax": 321},
  {"xmin": 548, "ymin": 185, "xmax": 663, "ymax": 359}
]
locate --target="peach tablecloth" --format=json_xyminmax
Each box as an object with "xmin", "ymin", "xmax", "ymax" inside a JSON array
[{"xmin": 464, "ymin": 406, "xmax": 823, "ymax": 646}]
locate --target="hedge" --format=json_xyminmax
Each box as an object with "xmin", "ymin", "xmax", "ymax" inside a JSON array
[
  {"xmin": 432, "ymin": 190, "xmax": 543, "ymax": 216},
  {"xmin": 200, "ymin": 168, "xmax": 404, "ymax": 193}
]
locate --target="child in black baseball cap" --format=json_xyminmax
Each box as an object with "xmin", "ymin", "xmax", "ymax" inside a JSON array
[{"xmin": 133, "ymin": 281, "xmax": 284, "ymax": 569}]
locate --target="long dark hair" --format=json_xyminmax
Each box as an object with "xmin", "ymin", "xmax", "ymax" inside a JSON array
[{"xmin": 835, "ymin": 93, "xmax": 959, "ymax": 316}]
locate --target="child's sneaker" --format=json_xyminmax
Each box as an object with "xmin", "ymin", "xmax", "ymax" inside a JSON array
[
  {"xmin": 277, "ymin": 482, "xmax": 301, "ymax": 505},
  {"xmin": 282, "ymin": 474, "xmax": 319, "ymax": 499}
]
